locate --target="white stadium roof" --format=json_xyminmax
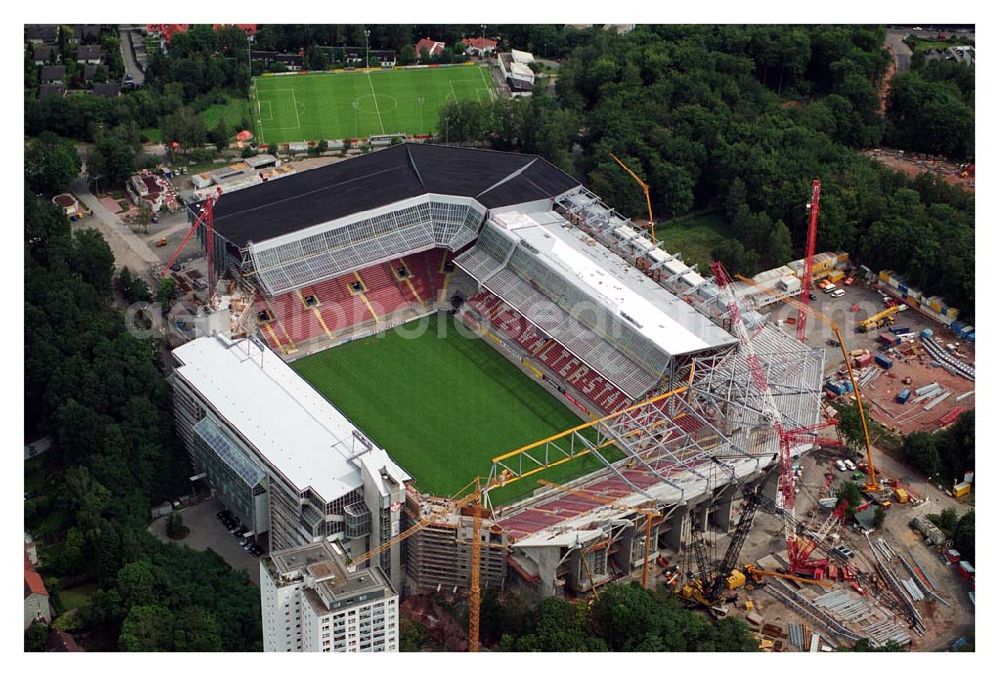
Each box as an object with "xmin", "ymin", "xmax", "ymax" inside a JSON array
[
  {"xmin": 491, "ymin": 211, "xmax": 737, "ymax": 357},
  {"xmin": 173, "ymin": 336, "xmax": 410, "ymax": 501}
]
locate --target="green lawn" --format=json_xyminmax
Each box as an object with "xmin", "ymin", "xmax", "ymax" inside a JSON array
[
  {"xmin": 202, "ymin": 96, "xmax": 252, "ymax": 133},
  {"xmin": 252, "ymin": 65, "xmax": 496, "ymax": 143},
  {"xmin": 58, "ymin": 583, "xmax": 97, "ymax": 612},
  {"xmin": 292, "ymin": 314, "xmax": 609, "ymax": 505},
  {"xmin": 655, "ymin": 210, "xmax": 732, "ymax": 272}
]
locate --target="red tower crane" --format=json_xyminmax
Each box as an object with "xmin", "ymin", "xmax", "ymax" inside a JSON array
[
  {"xmin": 162, "ymin": 195, "xmax": 218, "ymax": 292},
  {"xmin": 796, "ymin": 180, "xmax": 822, "ymax": 343}
]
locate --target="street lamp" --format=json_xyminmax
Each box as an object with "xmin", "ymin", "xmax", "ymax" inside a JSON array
[
  {"xmin": 481, "ymin": 24, "xmax": 486, "ymax": 57},
  {"xmin": 364, "ymin": 29, "xmax": 370, "ymax": 69},
  {"xmin": 417, "ymin": 97, "xmax": 425, "ymax": 132}
]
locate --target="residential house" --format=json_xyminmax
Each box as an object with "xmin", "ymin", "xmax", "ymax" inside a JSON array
[
  {"xmin": 91, "ymin": 82, "xmax": 121, "ymax": 98},
  {"xmin": 25, "ymin": 25, "xmax": 57, "ymax": 44},
  {"xmin": 74, "ymin": 24, "xmax": 102, "ymax": 44},
  {"xmin": 374, "ymin": 49, "xmax": 396, "ymax": 67},
  {"xmin": 52, "ymin": 194, "xmax": 81, "ymax": 218},
  {"xmin": 82, "ymin": 63, "xmax": 100, "ymax": 83},
  {"xmin": 462, "ymin": 36, "xmax": 498, "ymax": 56},
  {"xmin": 146, "ymin": 24, "xmax": 190, "ymax": 45},
  {"xmin": 24, "ymin": 557, "xmax": 50, "ymax": 630},
  {"xmin": 39, "ymin": 65, "xmax": 66, "ymax": 84},
  {"xmin": 38, "ymin": 83, "xmax": 65, "ymax": 99},
  {"xmin": 414, "ymin": 37, "xmax": 446, "ymax": 60},
  {"xmin": 128, "ymin": 172, "xmax": 168, "ymax": 211},
  {"xmin": 76, "ymin": 45, "xmax": 103, "ymax": 65},
  {"xmin": 25, "ymin": 534, "xmax": 38, "ymax": 566},
  {"xmin": 47, "ymin": 630, "xmax": 83, "ymax": 652},
  {"xmin": 275, "ymin": 53, "xmax": 303, "ymax": 71},
  {"xmin": 32, "ymin": 45, "xmax": 57, "ymax": 66}
]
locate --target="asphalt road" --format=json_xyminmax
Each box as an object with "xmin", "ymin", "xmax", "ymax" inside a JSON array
[
  {"xmin": 118, "ymin": 28, "xmax": 146, "ymax": 86},
  {"xmin": 70, "ymin": 175, "xmax": 161, "ymax": 279},
  {"xmin": 885, "ymin": 29, "xmax": 913, "ymax": 74}
]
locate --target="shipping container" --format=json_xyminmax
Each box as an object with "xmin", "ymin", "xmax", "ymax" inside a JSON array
[
  {"xmin": 954, "ymin": 482, "xmax": 971, "ymax": 498},
  {"xmin": 827, "ymin": 270, "xmax": 845, "ymax": 283},
  {"xmin": 946, "ymin": 307, "xmax": 960, "ymax": 320},
  {"xmin": 878, "ymin": 332, "xmax": 901, "ymax": 346},
  {"xmin": 958, "ymin": 561, "xmax": 975, "ymax": 580},
  {"xmin": 879, "ymin": 270, "xmax": 890, "ymax": 283},
  {"xmin": 896, "ymin": 388, "xmax": 911, "ymax": 404},
  {"xmin": 836, "ymin": 252, "xmax": 849, "ymax": 264},
  {"xmin": 945, "ymin": 549, "xmax": 961, "ymax": 564},
  {"xmin": 894, "ymin": 488, "xmax": 909, "ymax": 503},
  {"xmin": 960, "ymin": 325, "xmax": 974, "ymax": 338},
  {"xmin": 874, "ymin": 353, "xmax": 894, "ymax": 369},
  {"xmin": 950, "ymin": 320, "xmax": 964, "ymax": 333},
  {"xmin": 824, "ymin": 382, "xmax": 846, "ymax": 396},
  {"xmin": 921, "ymin": 328, "xmax": 934, "ymax": 339},
  {"xmin": 855, "ymin": 354, "xmax": 873, "ymax": 368},
  {"xmin": 890, "ymin": 326, "xmax": 911, "ymax": 335},
  {"xmin": 898, "ymin": 284, "xmax": 908, "ymax": 295}
]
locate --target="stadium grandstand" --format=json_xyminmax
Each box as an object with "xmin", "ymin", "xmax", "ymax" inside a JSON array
[{"xmin": 177, "ymin": 143, "xmax": 825, "ymax": 599}]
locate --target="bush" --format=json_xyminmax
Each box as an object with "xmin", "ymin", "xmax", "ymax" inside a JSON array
[{"xmin": 166, "ymin": 512, "xmax": 189, "ymax": 540}]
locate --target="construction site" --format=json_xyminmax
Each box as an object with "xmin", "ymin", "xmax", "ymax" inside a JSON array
[{"xmin": 164, "ymin": 145, "xmax": 974, "ymax": 652}]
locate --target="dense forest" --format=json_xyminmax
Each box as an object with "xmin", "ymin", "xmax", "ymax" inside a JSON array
[
  {"xmin": 438, "ymin": 25, "xmax": 974, "ymax": 316},
  {"xmin": 24, "ymin": 190, "xmax": 262, "ymax": 650}
]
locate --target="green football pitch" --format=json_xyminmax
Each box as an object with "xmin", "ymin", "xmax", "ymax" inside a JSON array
[
  {"xmin": 252, "ymin": 66, "xmax": 496, "ymax": 144},
  {"xmin": 292, "ymin": 314, "xmax": 611, "ymax": 505}
]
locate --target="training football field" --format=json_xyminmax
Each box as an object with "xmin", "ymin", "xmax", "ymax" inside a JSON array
[
  {"xmin": 292, "ymin": 314, "xmax": 609, "ymax": 505},
  {"xmin": 252, "ymin": 66, "xmax": 496, "ymax": 144}
]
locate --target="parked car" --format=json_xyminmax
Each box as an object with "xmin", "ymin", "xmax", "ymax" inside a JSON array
[
  {"xmin": 809, "ymin": 293, "xmax": 817, "ymax": 301},
  {"xmin": 831, "ymin": 289, "xmax": 846, "ymax": 298},
  {"xmin": 835, "ymin": 460, "xmax": 847, "ymax": 472},
  {"xmin": 844, "ymin": 459, "xmax": 856, "ymax": 471}
]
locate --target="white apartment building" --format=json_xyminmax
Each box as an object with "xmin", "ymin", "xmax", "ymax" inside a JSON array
[{"xmin": 261, "ymin": 540, "xmax": 398, "ymax": 652}]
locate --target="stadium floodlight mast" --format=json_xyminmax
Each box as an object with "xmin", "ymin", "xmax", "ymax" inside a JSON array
[
  {"xmin": 364, "ymin": 29, "xmax": 370, "ymax": 69},
  {"xmin": 417, "ymin": 97, "xmax": 425, "ymax": 131}
]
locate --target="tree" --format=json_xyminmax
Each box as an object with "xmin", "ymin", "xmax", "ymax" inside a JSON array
[
  {"xmin": 837, "ymin": 480, "xmax": 863, "ymax": 510},
  {"xmin": 766, "ymin": 219, "xmax": 794, "ymax": 268},
  {"xmin": 25, "ymin": 132, "xmax": 81, "ymax": 195},
  {"xmin": 161, "ymin": 107, "xmax": 207, "ymax": 153},
  {"xmin": 24, "ymin": 621, "xmax": 49, "ymax": 652},
  {"xmin": 835, "ymin": 400, "xmax": 871, "ymax": 452},
  {"xmin": 902, "ymin": 431, "xmax": 941, "ymax": 478},
  {"xmin": 399, "ymin": 44, "xmax": 416, "ymax": 66},
  {"xmin": 72, "ymin": 228, "xmax": 115, "ymax": 297},
  {"xmin": 88, "ymin": 130, "xmax": 137, "ymax": 189},
  {"xmin": 953, "ymin": 511, "xmax": 974, "ymax": 564},
  {"xmin": 166, "ymin": 512, "xmax": 188, "ymax": 539},
  {"xmin": 120, "ymin": 604, "xmax": 174, "ymax": 651},
  {"xmin": 135, "ymin": 203, "xmax": 153, "ymax": 234},
  {"xmin": 873, "ymin": 506, "xmax": 886, "ymax": 529},
  {"xmin": 210, "ymin": 119, "xmax": 229, "ymax": 152},
  {"xmin": 172, "ymin": 607, "xmax": 222, "ymax": 651},
  {"xmin": 158, "ymin": 278, "xmax": 178, "ymax": 305}
]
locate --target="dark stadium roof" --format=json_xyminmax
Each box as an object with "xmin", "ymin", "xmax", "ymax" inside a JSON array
[{"xmin": 211, "ymin": 144, "xmax": 580, "ymax": 248}]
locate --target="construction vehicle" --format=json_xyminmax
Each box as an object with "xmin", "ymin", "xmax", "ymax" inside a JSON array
[
  {"xmin": 743, "ymin": 564, "xmax": 834, "ymax": 588},
  {"xmin": 609, "ymin": 152, "xmax": 656, "ymax": 242},
  {"xmin": 156, "ymin": 237, "xmax": 168, "ymax": 247},
  {"xmin": 856, "ymin": 305, "xmax": 902, "ymax": 333},
  {"xmin": 678, "ymin": 482, "xmax": 766, "ymax": 611}
]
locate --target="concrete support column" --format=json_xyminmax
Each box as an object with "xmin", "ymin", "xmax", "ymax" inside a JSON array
[
  {"xmin": 711, "ymin": 484, "xmax": 739, "ymax": 532},
  {"xmin": 665, "ymin": 509, "xmax": 690, "ymax": 551}
]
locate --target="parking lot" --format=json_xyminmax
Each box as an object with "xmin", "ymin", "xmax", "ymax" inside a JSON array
[{"xmin": 148, "ymin": 497, "xmax": 262, "ymax": 585}]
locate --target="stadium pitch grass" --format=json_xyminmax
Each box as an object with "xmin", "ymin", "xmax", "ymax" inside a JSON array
[
  {"xmin": 252, "ymin": 66, "xmax": 496, "ymax": 144},
  {"xmin": 292, "ymin": 314, "xmax": 613, "ymax": 505}
]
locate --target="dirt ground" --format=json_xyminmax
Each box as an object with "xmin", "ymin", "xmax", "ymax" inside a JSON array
[
  {"xmin": 862, "ymin": 148, "xmax": 974, "ymax": 193},
  {"xmin": 860, "ymin": 352, "xmax": 974, "ymax": 436}
]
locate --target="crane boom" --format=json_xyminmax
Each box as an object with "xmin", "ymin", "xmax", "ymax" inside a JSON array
[
  {"xmin": 797, "ymin": 180, "xmax": 822, "ymax": 342},
  {"xmin": 609, "ymin": 152, "xmax": 656, "ymax": 242},
  {"xmin": 735, "ymin": 273, "xmax": 879, "ymax": 493}
]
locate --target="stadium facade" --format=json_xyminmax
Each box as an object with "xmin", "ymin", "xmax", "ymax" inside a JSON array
[{"xmin": 173, "ymin": 143, "xmax": 824, "ymax": 605}]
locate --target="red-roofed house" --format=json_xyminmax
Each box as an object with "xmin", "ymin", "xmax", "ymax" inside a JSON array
[
  {"xmin": 213, "ymin": 24, "xmax": 258, "ymax": 36},
  {"xmin": 146, "ymin": 24, "xmax": 190, "ymax": 44},
  {"xmin": 462, "ymin": 36, "xmax": 498, "ymax": 56},
  {"xmin": 414, "ymin": 38, "xmax": 446, "ymax": 60},
  {"xmin": 24, "ymin": 556, "xmax": 50, "ymax": 630},
  {"xmin": 47, "ymin": 630, "xmax": 83, "ymax": 652}
]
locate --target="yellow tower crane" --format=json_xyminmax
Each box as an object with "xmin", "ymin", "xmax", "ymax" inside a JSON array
[
  {"xmin": 609, "ymin": 152, "xmax": 656, "ymax": 243},
  {"xmin": 734, "ymin": 274, "xmax": 879, "ymax": 492}
]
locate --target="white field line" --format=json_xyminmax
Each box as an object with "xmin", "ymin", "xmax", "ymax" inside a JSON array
[
  {"xmin": 290, "ymin": 89, "xmax": 302, "ymax": 130},
  {"xmin": 366, "ymin": 71, "xmax": 386, "ymax": 135},
  {"xmin": 478, "ymin": 66, "xmax": 497, "ymax": 100}
]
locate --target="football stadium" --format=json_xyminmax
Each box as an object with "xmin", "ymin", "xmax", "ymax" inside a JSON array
[
  {"xmin": 170, "ymin": 143, "xmax": 824, "ymax": 598},
  {"xmin": 252, "ymin": 66, "xmax": 496, "ymax": 143}
]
